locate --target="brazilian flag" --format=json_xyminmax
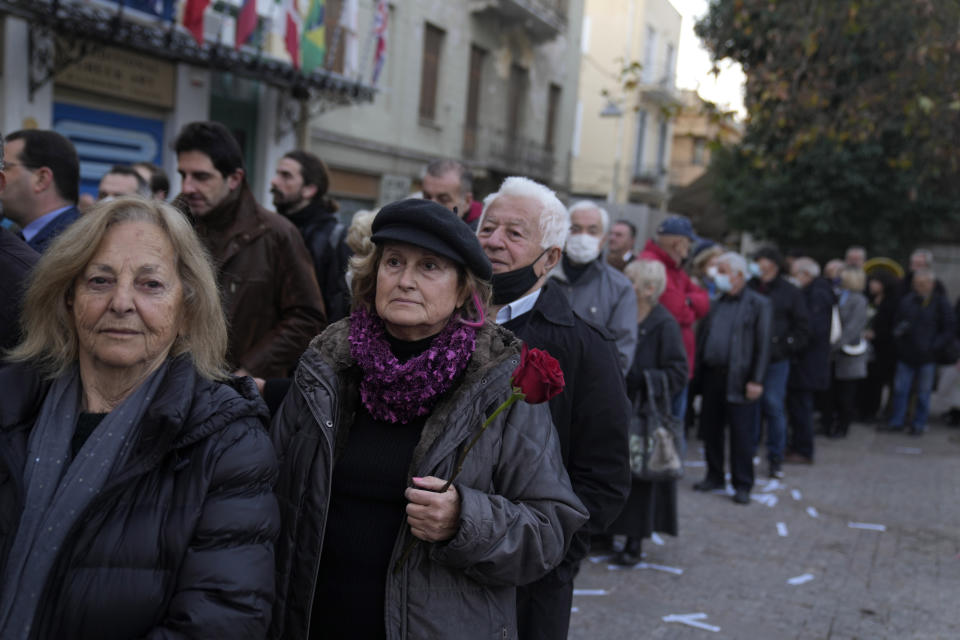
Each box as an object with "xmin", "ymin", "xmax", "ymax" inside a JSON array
[{"xmin": 302, "ymin": 0, "xmax": 326, "ymax": 72}]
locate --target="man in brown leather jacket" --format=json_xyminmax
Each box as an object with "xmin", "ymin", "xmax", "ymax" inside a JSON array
[{"xmin": 174, "ymin": 121, "xmax": 325, "ymax": 378}]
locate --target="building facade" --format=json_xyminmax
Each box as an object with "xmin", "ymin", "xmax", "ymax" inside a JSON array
[
  {"xmin": 669, "ymin": 88, "xmax": 741, "ymax": 189},
  {"xmin": 307, "ymin": 0, "xmax": 585, "ymax": 214},
  {"xmin": 570, "ymin": 0, "xmax": 680, "ymax": 208},
  {"xmin": 0, "ymin": 0, "xmax": 372, "ymax": 206}
]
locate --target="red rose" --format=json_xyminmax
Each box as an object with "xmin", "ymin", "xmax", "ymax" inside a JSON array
[{"xmin": 511, "ymin": 344, "xmax": 565, "ymax": 404}]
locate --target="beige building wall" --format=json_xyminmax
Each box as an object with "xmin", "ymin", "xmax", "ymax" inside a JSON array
[
  {"xmin": 309, "ymin": 0, "xmax": 583, "ymax": 210},
  {"xmin": 570, "ymin": 0, "xmax": 680, "ymax": 206},
  {"xmin": 669, "ymin": 88, "xmax": 742, "ymax": 188}
]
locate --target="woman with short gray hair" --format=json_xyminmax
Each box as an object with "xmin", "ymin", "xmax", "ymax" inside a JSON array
[{"xmin": 606, "ymin": 259, "xmax": 687, "ymax": 565}]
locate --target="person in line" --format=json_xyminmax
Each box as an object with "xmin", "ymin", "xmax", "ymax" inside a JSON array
[
  {"xmin": 823, "ymin": 267, "xmax": 869, "ymax": 438},
  {"xmin": 747, "ymin": 247, "xmax": 809, "ymax": 479},
  {"xmin": 608, "ymin": 259, "xmax": 687, "ymax": 565},
  {"xmin": 693, "ymin": 252, "xmax": 771, "ymax": 505},
  {"xmin": 640, "ymin": 216, "xmax": 710, "ymax": 420},
  {"xmin": 174, "ymin": 121, "xmax": 325, "ymax": 378},
  {"xmin": 605, "ymin": 219, "xmax": 638, "ymax": 272},
  {"xmin": 785, "ymin": 257, "xmax": 833, "ymax": 464},
  {"xmin": 885, "ymin": 268, "xmax": 955, "ymax": 435},
  {"xmin": 476, "ymin": 177, "xmax": 630, "ymax": 640},
  {"xmin": 97, "ymin": 164, "xmax": 150, "ymax": 200},
  {"xmin": 0, "ymin": 130, "xmax": 81, "ymax": 253},
  {"xmin": 551, "ymin": 200, "xmax": 638, "ymax": 375},
  {"xmin": 0, "ymin": 197, "xmax": 279, "ymax": 638},
  {"xmin": 268, "ymin": 199, "xmax": 587, "ymax": 640},
  {"xmin": 271, "ymin": 150, "xmax": 351, "ymax": 322},
  {"xmin": 844, "ymin": 245, "xmax": 867, "ymax": 269},
  {"xmin": 858, "ymin": 270, "xmax": 900, "ymax": 423},
  {"xmin": 421, "ymin": 159, "xmax": 481, "ymax": 230},
  {"xmin": 132, "ymin": 161, "xmax": 170, "ymax": 200},
  {"xmin": 0, "ymin": 135, "xmax": 41, "ymax": 352}
]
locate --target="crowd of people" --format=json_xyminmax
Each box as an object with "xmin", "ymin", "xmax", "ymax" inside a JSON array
[{"xmin": 0, "ymin": 123, "xmax": 955, "ymax": 639}]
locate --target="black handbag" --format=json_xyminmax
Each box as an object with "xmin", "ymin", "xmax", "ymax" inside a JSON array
[{"xmin": 628, "ymin": 370, "xmax": 683, "ymax": 481}]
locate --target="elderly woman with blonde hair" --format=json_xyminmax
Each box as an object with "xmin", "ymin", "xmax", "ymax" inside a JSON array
[
  {"xmin": 0, "ymin": 197, "xmax": 279, "ymax": 639},
  {"xmin": 606, "ymin": 259, "xmax": 688, "ymax": 565}
]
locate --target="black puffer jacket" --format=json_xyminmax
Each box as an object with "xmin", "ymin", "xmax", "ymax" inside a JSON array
[{"xmin": 0, "ymin": 356, "xmax": 280, "ymax": 639}]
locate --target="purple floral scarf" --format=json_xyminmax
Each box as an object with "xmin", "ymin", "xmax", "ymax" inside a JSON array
[{"xmin": 348, "ymin": 306, "xmax": 477, "ymax": 423}]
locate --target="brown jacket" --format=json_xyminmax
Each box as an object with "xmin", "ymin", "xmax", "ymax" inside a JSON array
[{"xmin": 193, "ymin": 186, "xmax": 326, "ymax": 378}]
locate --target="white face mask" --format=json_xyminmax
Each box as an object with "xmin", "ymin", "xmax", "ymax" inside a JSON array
[
  {"xmin": 565, "ymin": 233, "xmax": 602, "ymax": 265},
  {"xmin": 714, "ymin": 273, "xmax": 733, "ymax": 292},
  {"xmin": 706, "ymin": 265, "xmax": 719, "ymax": 280}
]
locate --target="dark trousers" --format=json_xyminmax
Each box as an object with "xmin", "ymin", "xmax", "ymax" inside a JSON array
[
  {"xmin": 787, "ymin": 389, "xmax": 815, "ymax": 459},
  {"xmin": 517, "ymin": 572, "xmax": 574, "ymax": 640},
  {"xmin": 826, "ymin": 377, "xmax": 858, "ymax": 436},
  {"xmin": 700, "ymin": 366, "xmax": 756, "ymax": 491}
]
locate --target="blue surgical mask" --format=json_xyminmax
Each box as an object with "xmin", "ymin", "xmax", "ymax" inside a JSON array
[
  {"xmin": 714, "ymin": 273, "xmax": 733, "ymax": 292},
  {"xmin": 748, "ymin": 261, "xmax": 762, "ymax": 278}
]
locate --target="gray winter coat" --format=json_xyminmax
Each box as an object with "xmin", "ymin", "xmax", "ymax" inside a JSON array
[
  {"xmin": 833, "ymin": 290, "xmax": 869, "ymax": 380},
  {"xmin": 268, "ymin": 320, "xmax": 588, "ymax": 640},
  {"xmin": 550, "ymin": 258, "xmax": 638, "ymax": 375}
]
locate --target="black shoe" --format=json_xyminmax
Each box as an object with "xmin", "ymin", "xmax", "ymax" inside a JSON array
[
  {"xmin": 693, "ymin": 478, "xmax": 724, "ymax": 492},
  {"xmin": 613, "ymin": 538, "xmax": 642, "ymax": 565},
  {"xmin": 732, "ymin": 489, "xmax": 751, "ymax": 504},
  {"xmin": 768, "ymin": 463, "xmax": 784, "ymax": 479}
]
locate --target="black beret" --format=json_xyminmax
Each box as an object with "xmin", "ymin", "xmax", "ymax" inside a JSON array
[{"xmin": 371, "ymin": 198, "xmax": 492, "ymax": 280}]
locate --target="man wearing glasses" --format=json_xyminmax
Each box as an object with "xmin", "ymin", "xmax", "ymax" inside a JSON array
[{"xmin": 0, "ymin": 130, "xmax": 81, "ymax": 254}]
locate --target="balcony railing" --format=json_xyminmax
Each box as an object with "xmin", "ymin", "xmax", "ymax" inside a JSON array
[
  {"xmin": 467, "ymin": 0, "xmax": 566, "ymax": 42},
  {"xmin": 464, "ymin": 125, "xmax": 555, "ymax": 181}
]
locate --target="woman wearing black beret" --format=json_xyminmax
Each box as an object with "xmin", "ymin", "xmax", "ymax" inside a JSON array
[{"xmin": 268, "ymin": 199, "xmax": 587, "ymax": 639}]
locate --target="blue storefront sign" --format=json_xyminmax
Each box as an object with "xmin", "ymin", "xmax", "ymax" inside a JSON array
[{"xmin": 53, "ymin": 102, "xmax": 165, "ymax": 198}]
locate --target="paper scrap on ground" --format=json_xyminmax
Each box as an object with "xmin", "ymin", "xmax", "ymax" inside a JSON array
[
  {"xmin": 848, "ymin": 522, "xmax": 886, "ymax": 532},
  {"xmin": 762, "ymin": 479, "xmax": 782, "ymax": 493},
  {"xmin": 894, "ymin": 447, "xmax": 922, "ymax": 455},
  {"xmin": 711, "ymin": 486, "xmax": 736, "ymax": 496},
  {"xmin": 651, "ymin": 532, "xmax": 665, "ymax": 546},
  {"xmin": 588, "ymin": 554, "xmax": 613, "ymax": 564},
  {"xmin": 777, "ymin": 522, "xmax": 788, "ymax": 537},
  {"xmin": 684, "ymin": 460, "xmax": 706, "ymax": 467},
  {"xmin": 806, "ymin": 506, "xmax": 819, "ymax": 518},
  {"xmin": 791, "ymin": 489, "xmax": 802, "ymax": 501},
  {"xmin": 662, "ymin": 613, "xmax": 721, "ymax": 633},
  {"xmin": 573, "ymin": 589, "xmax": 608, "ymax": 596},
  {"xmin": 787, "ymin": 573, "xmax": 815, "ymax": 585},
  {"xmin": 607, "ymin": 562, "xmax": 684, "ymax": 575},
  {"xmin": 570, "ymin": 607, "xmax": 579, "ymax": 613},
  {"xmin": 752, "ymin": 493, "xmax": 778, "ymax": 507}
]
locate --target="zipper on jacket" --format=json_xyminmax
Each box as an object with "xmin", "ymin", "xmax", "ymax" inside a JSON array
[{"xmin": 298, "ymin": 361, "xmax": 339, "ymax": 637}]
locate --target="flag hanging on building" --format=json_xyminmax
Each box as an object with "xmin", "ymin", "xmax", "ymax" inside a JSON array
[
  {"xmin": 236, "ymin": 0, "xmax": 258, "ymax": 49},
  {"xmin": 371, "ymin": 0, "xmax": 388, "ymax": 86},
  {"xmin": 273, "ymin": 0, "xmax": 302, "ymax": 68},
  {"xmin": 301, "ymin": 0, "xmax": 326, "ymax": 72},
  {"xmin": 183, "ymin": 0, "xmax": 211, "ymax": 44}
]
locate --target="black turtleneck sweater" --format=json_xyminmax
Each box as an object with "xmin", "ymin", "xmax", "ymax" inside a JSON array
[{"xmin": 311, "ymin": 333, "xmax": 436, "ymax": 639}]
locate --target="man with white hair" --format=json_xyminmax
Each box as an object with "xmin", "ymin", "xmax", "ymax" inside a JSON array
[
  {"xmin": 477, "ymin": 177, "xmax": 630, "ymax": 640},
  {"xmin": 693, "ymin": 252, "xmax": 772, "ymax": 505},
  {"xmin": 550, "ymin": 201, "xmax": 637, "ymax": 374},
  {"xmin": 785, "ymin": 257, "xmax": 834, "ymax": 464}
]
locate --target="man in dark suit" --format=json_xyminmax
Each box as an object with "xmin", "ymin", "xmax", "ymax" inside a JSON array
[
  {"xmin": 1, "ymin": 130, "xmax": 80, "ymax": 253},
  {"xmin": 0, "ymin": 133, "xmax": 40, "ymax": 350}
]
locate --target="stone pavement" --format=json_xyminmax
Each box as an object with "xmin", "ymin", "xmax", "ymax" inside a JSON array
[{"xmin": 568, "ymin": 421, "xmax": 960, "ymax": 640}]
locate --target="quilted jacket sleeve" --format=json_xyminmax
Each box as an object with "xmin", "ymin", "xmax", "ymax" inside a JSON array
[
  {"xmin": 142, "ymin": 419, "xmax": 280, "ymax": 639},
  {"xmin": 430, "ymin": 401, "xmax": 589, "ymax": 587}
]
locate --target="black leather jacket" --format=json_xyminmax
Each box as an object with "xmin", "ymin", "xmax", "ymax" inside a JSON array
[{"xmin": 696, "ymin": 287, "xmax": 773, "ymax": 403}]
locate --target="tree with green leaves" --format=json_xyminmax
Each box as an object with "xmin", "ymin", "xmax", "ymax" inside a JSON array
[{"xmin": 696, "ymin": 0, "xmax": 960, "ymax": 260}]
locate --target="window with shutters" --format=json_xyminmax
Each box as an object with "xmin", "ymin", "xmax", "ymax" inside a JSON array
[
  {"xmin": 463, "ymin": 45, "xmax": 486, "ymax": 157},
  {"xmin": 545, "ymin": 84, "xmax": 561, "ymax": 151},
  {"xmin": 419, "ymin": 23, "xmax": 445, "ymax": 122},
  {"xmin": 506, "ymin": 64, "xmax": 529, "ymax": 142}
]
